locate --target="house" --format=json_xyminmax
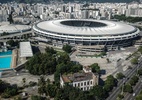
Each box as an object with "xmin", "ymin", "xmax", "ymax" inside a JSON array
[{"xmin": 60, "ymin": 66, "xmax": 99, "ymax": 91}]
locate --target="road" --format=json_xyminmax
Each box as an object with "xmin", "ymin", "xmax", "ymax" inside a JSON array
[
  {"xmin": 124, "ymin": 78, "xmax": 142, "ymax": 100},
  {"xmin": 106, "ymin": 57, "xmax": 142, "ymax": 100}
]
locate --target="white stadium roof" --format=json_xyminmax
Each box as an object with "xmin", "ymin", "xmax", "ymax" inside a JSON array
[
  {"xmin": 35, "ymin": 19, "xmax": 137, "ymax": 36},
  {"xmin": 20, "ymin": 42, "xmax": 33, "ymax": 58}
]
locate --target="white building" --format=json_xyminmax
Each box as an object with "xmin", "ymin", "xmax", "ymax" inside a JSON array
[
  {"xmin": 20, "ymin": 42, "xmax": 33, "ymax": 58},
  {"xmin": 60, "ymin": 66, "xmax": 99, "ymax": 91}
]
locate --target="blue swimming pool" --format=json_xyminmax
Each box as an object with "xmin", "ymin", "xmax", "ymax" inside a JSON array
[
  {"xmin": 0, "ymin": 50, "xmax": 12, "ymax": 56},
  {"xmin": 0, "ymin": 50, "xmax": 12, "ymax": 70},
  {"xmin": 0, "ymin": 56, "xmax": 12, "ymax": 69}
]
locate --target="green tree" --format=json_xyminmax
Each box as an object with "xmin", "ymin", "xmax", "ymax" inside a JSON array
[
  {"xmin": 26, "ymin": 52, "xmax": 57, "ymax": 75},
  {"xmin": 90, "ymin": 63, "xmax": 100, "ymax": 73},
  {"xmin": 31, "ymin": 95, "xmax": 46, "ymax": 100},
  {"xmin": 116, "ymin": 72, "xmax": 125, "ymax": 79},
  {"xmin": 131, "ymin": 75, "xmax": 139, "ymax": 83},
  {"xmin": 1, "ymin": 85, "xmax": 18, "ymax": 98},
  {"xmin": 57, "ymin": 52, "xmax": 70, "ymax": 64},
  {"xmin": 62, "ymin": 44, "xmax": 72, "ymax": 53},
  {"xmin": 103, "ymin": 84, "xmax": 112, "ymax": 92},
  {"xmin": 131, "ymin": 58, "xmax": 138, "ymax": 65},
  {"xmin": 138, "ymin": 69, "xmax": 142, "ymax": 76},
  {"xmin": 22, "ymin": 78, "xmax": 26, "ymax": 87},
  {"xmin": 105, "ymin": 75, "xmax": 117, "ymax": 87},
  {"xmin": 46, "ymin": 84, "xmax": 57, "ymax": 97},
  {"xmin": 104, "ymin": 75, "xmax": 117, "ymax": 92},
  {"xmin": 7, "ymin": 12, "xmax": 14, "ymax": 24},
  {"xmin": 138, "ymin": 46, "xmax": 142, "ymax": 54},
  {"xmin": 129, "ymin": 76, "xmax": 139, "ymax": 86},
  {"xmin": 123, "ymin": 84, "xmax": 133, "ymax": 93},
  {"xmin": 136, "ymin": 95, "xmax": 142, "ymax": 100},
  {"xmin": 14, "ymin": 96, "xmax": 22, "ymax": 100},
  {"xmin": 38, "ymin": 76, "xmax": 46, "ymax": 95},
  {"xmin": 90, "ymin": 85, "xmax": 107, "ymax": 100},
  {"xmin": 129, "ymin": 79, "xmax": 136, "ymax": 86},
  {"xmin": 117, "ymin": 94, "xmax": 124, "ymax": 99},
  {"xmin": 6, "ymin": 40, "xmax": 19, "ymax": 47},
  {"xmin": 45, "ymin": 47, "xmax": 56, "ymax": 55}
]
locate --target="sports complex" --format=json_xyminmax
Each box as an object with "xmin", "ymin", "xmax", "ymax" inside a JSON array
[{"xmin": 33, "ymin": 19, "xmax": 140, "ymax": 52}]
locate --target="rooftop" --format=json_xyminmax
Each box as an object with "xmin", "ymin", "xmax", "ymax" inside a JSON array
[
  {"xmin": 20, "ymin": 42, "xmax": 33, "ymax": 58},
  {"xmin": 35, "ymin": 19, "xmax": 137, "ymax": 36},
  {"xmin": 0, "ymin": 24, "xmax": 31, "ymax": 34},
  {"xmin": 61, "ymin": 72, "xmax": 94, "ymax": 83}
]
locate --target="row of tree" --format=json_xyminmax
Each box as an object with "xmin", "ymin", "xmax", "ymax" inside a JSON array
[{"xmin": 113, "ymin": 14, "xmax": 142, "ymax": 23}]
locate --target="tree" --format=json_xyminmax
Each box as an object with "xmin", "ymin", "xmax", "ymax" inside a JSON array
[
  {"xmin": 1, "ymin": 85, "xmax": 18, "ymax": 98},
  {"xmin": 38, "ymin": 76, "xmax": 46, "ymax": 95},
  {"xmin": 131, "ymin": 58, "xmax": 138, "ymax": 65},
  {"xmin": 117, "ymin": 94, "xmax": 124, "ymax": 99},
  {"xmin": 123, "ymin": 84, "xmax": 133, "ymax": 93},
  {"xmin": 103, "ymin": 84, "xmax": 112, "ymax": 92},
  {"xmin": 54, "ymin": 85, "xmax": 89, "ymax": 100},
  {"xmin": 45, "ymin": 47, "xmax": 56, "ymax": 55},
  {"xmin": 129, "ymin": 79, "xmax": 136, "ymax": 86},
  {"xmin": 138, "ymin": 69, "xmax": 142, "ymax": 76},
  {"xmin": 90, "ymin": 63, "xmax": 100, "ymax": 73},
  {"xmin": 62, "ymin": 44, "xmax": 72, "ymax": 53},
  {"xmin": 116, "ymin": 72, "xmax": 125, "ymax": 79},
  {"xmin": 7, "ymin": 40, "xmax": 19, "ymax": 47},
  {"xmin": 136, "ymin": 95, "xmax": 142, "ymax": 100},
  {"xmin": 26, "ymin": 52, "xmax": 57, "ymax": 75},
  {"xmin": 131, "ymin": 75, "xmax": 139, "ymax": 83},
  {"xmin": 129, "ymin": 75, "xmax": 139, "ymax": 86},
  {"xmin": 7, "ymin": 12, "xmax": 14, "ymax": 24},
  {"xmin": 57, "ymin": 52, "xmax": 70, "ymax": 64},
  {"xmin": 104, "ymin": 75, "xmax": 117, "ymax": 92},
  {"xmin": 31, "ymin": 95, "xmax": 46, "ymax": 100},
  {"xmin": 22, "ymin": 78, "xmax": 26, "ymax": 87},
  {"xmin": 105, "ymin": 75, "xmax": 117, "ymax": 87},
  {"xmin": 46, "ymin": 84, "xmax": 57, "ymax": 97},
  {"xmin": 14, "ymin": 96, "xmax": 22, "ymax": 100},
  {"xmin": 90, "ymin": 85, "xmax": 107, "ymax": 100},
  {"xmin": 138, "ymin": 46, "xmax": 142, "ymax": 54}
]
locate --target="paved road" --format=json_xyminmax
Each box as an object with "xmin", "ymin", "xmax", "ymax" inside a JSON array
[
  {"xmin": 106, "ymin": 57, "xmax": 142, "ymax": 100},
  {"xmin": 124, "ymin": 78, "xmax": 142, "ymax": 100}
]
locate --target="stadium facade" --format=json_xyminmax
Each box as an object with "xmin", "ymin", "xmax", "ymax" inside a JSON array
[{"xmin": 33, "ymin": 19, "xmax": 140, "ymax": 52}]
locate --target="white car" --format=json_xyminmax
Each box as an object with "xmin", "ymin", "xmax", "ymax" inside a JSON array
[{"xmin": 133, "ymin": 93, "xmax": 135, "ymax": 96}]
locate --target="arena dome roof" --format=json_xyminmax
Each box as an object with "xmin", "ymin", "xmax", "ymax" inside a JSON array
[{"xmin": 35, "ymin": 19, "xmax": 137, "ymax": 36}]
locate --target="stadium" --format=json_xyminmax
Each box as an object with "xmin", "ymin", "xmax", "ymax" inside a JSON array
[{"xmin": 33, "ymin": 19, "xmax": 140, "ymax": 52}]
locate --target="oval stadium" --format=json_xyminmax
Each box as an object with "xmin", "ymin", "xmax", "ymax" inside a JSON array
[{"xmin": 33, "ymin": 19, "xmax": 140, "ymax": 52}]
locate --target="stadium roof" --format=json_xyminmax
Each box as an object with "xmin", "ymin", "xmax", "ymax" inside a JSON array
[
  {"xmin": 35, "ymin": 19, "xmax": 137, "ymax": 36},
  {"xmin": 20, "ymin": 42, "xmax": 33, "ymax": 58}
]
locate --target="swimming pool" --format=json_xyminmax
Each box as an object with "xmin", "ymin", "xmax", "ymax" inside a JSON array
[
  {"xmin": 0, "ymin": 56, "xmax": 12, "ymax": 69},
  {"xmin": 0, "ymin": 50, "xmax": 12, "ymax": 70},
  {"xmin": 0, "ymin": 50, "xmax": 12, "ymax": 56}
]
